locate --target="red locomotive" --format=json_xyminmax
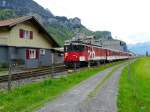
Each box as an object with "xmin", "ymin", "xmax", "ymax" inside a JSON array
[{"xmin": 64, "ymin": 35, "xmax": 133, "ymax": 67}]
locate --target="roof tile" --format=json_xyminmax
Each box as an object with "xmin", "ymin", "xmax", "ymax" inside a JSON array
[{"xmin": 0, "ymin": 16, "xmax": 32, "ymax": 27}]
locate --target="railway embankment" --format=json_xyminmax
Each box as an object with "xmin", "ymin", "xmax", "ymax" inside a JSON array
[{"xmin": 0, "ymin": 61, "xmax": 121, "ymax": 112}]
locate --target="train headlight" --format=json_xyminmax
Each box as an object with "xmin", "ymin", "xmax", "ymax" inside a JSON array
[{"xmin": 79, "ymin": 56, "xmax": 85, "ymax": 61}]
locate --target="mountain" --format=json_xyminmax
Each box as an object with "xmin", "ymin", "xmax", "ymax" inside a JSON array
[
  {"xmin": 128, "ymin": 42, "xmax": 150, "ymax": 55},
  {"xmin": 0, "ymin": 0, "xmax": 113, "ymax": 46}
]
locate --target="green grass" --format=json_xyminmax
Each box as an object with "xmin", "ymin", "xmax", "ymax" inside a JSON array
[
  {"xmin": 0, "ymin": 68, "xmax": 8, "ymax": 76},
  {"xmin": 0, "ymin": 62, "xmax": 122, "ymax": 112},
  {"xmin": 118, "ymin": 57, "xmax": 150, "ymax": 112}
]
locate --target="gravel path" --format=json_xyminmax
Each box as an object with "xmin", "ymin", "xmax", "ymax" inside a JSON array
[
  {"xmin": 79, "ymin": 66, "xmax": 125, "ymax": 112},
  {"xmin": 37, "ymin": 64, "xmax": 125, "ymax": 112}
]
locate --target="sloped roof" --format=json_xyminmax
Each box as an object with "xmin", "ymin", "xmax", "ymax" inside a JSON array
[
  {"xmin": 0, "ymin": 16, "xmax": 60, "ymax": 47},
  {"xmin": 0, "ymin": 16, "xmax": 32, "ymax": 27}
]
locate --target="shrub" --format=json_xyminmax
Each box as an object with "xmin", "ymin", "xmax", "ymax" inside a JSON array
[{"xmin": 0, "ymin": 63, "xmax": 8, "ymax": 68}]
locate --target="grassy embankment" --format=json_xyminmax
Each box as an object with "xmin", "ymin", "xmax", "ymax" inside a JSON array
[
  {"xmin": 0, "ymin": 61, "xmax": 122, "ymax": 112},
  {"xmin": 118, "ymin": 57, "xmax": 150, "ymax": 112}
]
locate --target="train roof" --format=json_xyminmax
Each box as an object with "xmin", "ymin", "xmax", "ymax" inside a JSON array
[{"xmin": 64, "ymin": 41, "xmax": 131, "ymax": 54}]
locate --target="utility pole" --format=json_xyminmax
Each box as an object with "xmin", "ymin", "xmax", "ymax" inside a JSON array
[
  {"xmin": 8, "ymin": 63, "xmax": 13, "ymax": 91},
  {"xmin": 146, "ymin": 51, "xmax": 148, "ymax": 56},
  {"xmin": 88, "ymin": 61, "xmax": 91, "ymax": 68},
  {"xmin": 97, "ymin": 61, "xmax": 100, "ymax": 67},
  {"xmin": 128, "ymin": 60, "xmax": 131, "ymax": 81},
  {"xmin": 51, "ymin": 52, "xmax": 54, "ymax": 78},
  {"xmin": 73, "ymin": 62, "xmax": 77, "ymax": 71}
]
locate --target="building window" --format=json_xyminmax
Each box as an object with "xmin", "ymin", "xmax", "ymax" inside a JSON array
[
  {"xmin": 19, "ymin": 29, "xmax": 33, "ymax": 39},
  {"xmin": 24, "ymin": 31, "xmax": 30, "ymax": 39},
  {"xmin": 26, "ymin": 49, "xmax": 39, "ymax": 59},
  {"xmin": 29, "ymin": 49, "xmax": 36, "ymax": 59},
  {"xmin": 40, "ymin": 49, "xmax": 46, "ymax": 55}
]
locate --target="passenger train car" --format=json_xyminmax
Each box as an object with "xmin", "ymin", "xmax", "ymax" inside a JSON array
[{"xmin": 64, "ymin": 40, "xmax": 133, "ymax": 67}]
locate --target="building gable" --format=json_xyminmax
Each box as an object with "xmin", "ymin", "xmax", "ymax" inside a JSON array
[
  {"xmin": 0, "ymin": 16, "xmax": 59, "ymax": 48},
  {"xmin": 8, "ymin": 21, "xmax": 53, "ymax": 49}
]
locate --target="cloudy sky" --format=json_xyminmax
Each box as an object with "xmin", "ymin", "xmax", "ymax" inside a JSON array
[{"xmin": 34, "ymin": 0, "xmax": 150, "ymax": 44}]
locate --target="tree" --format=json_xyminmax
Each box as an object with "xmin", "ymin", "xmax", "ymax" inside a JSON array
[{"xmin": 0, "ymin": 9, "xmax": 16, "ymax": 20}]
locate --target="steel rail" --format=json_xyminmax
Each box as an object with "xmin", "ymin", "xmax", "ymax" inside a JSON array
[{"xmin": 0, "ymin": 65, "xmax": 67, "ymax": 83}]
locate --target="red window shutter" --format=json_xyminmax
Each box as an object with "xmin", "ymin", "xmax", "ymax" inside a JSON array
[
  {"xmin": 19, "ymin": 29, "xmax": 24, "ymax": 38},
  {"xmin": 36, "ymin": 49, "xmax": 39, "ymax": 59},
  {"xmin": 26, "ymin": 49, "xmax": 30, "ymax": 60},
  {"xmin": 30, "ymin": 31, "xmax": 33, "ymax": 39}
]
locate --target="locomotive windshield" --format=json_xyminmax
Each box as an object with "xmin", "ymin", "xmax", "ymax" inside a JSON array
[{"xmin": 64, "ymin": 45, "xmax": 84, "ymax": 52}]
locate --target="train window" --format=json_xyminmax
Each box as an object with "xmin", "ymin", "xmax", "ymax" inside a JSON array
[
  {"xmin": 74, "ymin": 45, "xmax": 84, "ymax": 52},
  {"xmin": 64, "ymin": 46, "xmax": 68, "ymax": 52},
  {"xmin": 64, "ymin": 45, "xmax": 71, "ymax": 52},
  {"xmin": 64, "ymin": 45, "xmax": 84, "ymax": 52}
]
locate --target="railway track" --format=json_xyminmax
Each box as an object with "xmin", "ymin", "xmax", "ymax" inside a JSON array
[
  {"xmin": 0, "ymin": 65, "xmax": 67, "ymax": 83},
  {"xmin": 0, "ymin": 60, "xmax": 127, "ymax": 83}
]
